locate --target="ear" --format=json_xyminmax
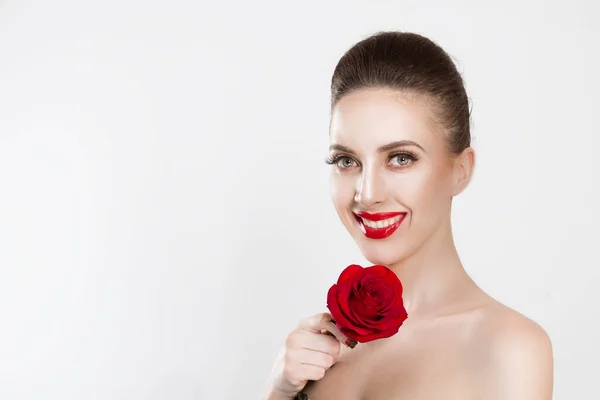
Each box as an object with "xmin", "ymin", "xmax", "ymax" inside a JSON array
[{"xmin": 452, "ymin": 147, "xmax": 476, "ymax": 196}]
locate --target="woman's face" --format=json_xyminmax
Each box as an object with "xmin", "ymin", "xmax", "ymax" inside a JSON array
[{"xmin": 328, "ymin": 88, "xmax": 465, "ymax": 266}]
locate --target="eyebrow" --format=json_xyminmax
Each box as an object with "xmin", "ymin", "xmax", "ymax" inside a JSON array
[{"xmin": 329, "ymin": 140, "xmax": 426, "ymax": 154}]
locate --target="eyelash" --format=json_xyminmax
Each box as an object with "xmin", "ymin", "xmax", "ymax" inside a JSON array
[{"xmin": 324, "ymin": 151, "xmax": 419, "ymax": 169}]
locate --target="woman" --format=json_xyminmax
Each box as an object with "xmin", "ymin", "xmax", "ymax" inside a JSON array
[{"xmin": 263, "ymin": 31, "xmax": 553, "ymax": 400}]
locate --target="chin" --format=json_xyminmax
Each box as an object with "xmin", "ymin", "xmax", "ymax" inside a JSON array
[{"xmin": 355, "ymin": 237, "xmax": 409, "ymax": 267}]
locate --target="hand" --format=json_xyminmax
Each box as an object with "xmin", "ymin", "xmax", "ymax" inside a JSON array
[{"xmin": 266, "ymin": 312, "xmax": 352, "ymax": 399}]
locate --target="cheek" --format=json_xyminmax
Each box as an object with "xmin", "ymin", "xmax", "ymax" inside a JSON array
[
  {"xmin": 330, "ymin": 173, "xmax": 356, "ymax": 209},
  {"xmin": 387, "ymin": 168, "xmax": 449, "ymax": 213}
]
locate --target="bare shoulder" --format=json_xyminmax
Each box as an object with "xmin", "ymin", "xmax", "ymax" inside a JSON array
[{"xmin": 470, "ymin": 300, "xmax": 554, "ymax": 399}]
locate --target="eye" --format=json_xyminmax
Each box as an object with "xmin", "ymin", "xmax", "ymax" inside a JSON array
[
  {"xmin": 325, "ymin": 155, "xmax": 359, "ymax": 169},
  {"xmin": 389, "ymin": 152, "xmax": 417, "ymax": 167},
  {"xmin": 336, "ymin": 156, "xmax": 358, "ymax": 168}
]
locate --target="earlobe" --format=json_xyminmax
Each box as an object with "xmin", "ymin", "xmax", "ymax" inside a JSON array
[{"xmin": 452, "ymin": 147, "xmax": 476, "ymax": 196}]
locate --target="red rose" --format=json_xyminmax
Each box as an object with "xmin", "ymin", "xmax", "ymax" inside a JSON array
[{"xmin": 327, "ymin": 264, "xmax": 408, "ymax": 343}]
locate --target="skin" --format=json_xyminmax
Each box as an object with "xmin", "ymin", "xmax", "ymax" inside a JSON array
[{"xmin": 265, "ymin": 88, "xmax": 553, "ymax": 400}]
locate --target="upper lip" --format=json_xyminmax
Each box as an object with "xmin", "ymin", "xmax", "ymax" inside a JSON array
[{"xmin": 353, "ymin": 211, "xmax": 406, "ymax": 221}]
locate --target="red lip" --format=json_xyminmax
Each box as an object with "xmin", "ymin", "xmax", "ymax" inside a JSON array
[{"xmin": 353, "ymin": 211, "xmax": 407, "ymax": 240}]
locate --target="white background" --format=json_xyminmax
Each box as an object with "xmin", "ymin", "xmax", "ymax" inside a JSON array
[{"xmin": 0, "ymin": 0, "xmax": 598, "ymax": 399}]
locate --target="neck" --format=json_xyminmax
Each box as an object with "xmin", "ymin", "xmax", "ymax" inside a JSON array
[{"xmin": 387, "ymin": 219, "xmax": 477, "ymax": 318}]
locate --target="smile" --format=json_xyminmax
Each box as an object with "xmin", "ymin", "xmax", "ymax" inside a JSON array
[{"xmin": 353, "ymin": 211, "xmax": 407, "ymax": 240}]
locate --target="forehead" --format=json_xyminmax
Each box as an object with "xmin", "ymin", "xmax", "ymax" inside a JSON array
[{"xmin": 329, "ymin": 88, "xmax": 441, "ymax": 151}]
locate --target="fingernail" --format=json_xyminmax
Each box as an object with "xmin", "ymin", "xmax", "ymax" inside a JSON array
[{"xmin": 345, "ymin": 338, "xmax": 358, "ymax": 349}]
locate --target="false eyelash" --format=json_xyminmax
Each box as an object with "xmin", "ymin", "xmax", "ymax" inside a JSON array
[{"xmin": 324, "ymin": 155, "xmax": 341, "ymax": 165}]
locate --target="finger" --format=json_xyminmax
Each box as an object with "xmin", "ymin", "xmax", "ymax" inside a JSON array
[
  {"xmin": 299, "ymin": 313, "xmax": 356, "ymax": 349},
  {"xmin": 291, "ymin": 347, "xmax": 335, "ymax": 369},
  {"xmin": 300, "ymin": 332, "xmax": 341, "ymax": 359},
  {"xmin": 298, "ymin": 364, "xmax": 326, "ymax": 382},
  {"xmin": 322, "ymin": 319, "xmax": 347, "ymax": 343},
  {"xmin": 298, "ymin": 313, "xmax": 332, "ymax": 334},
  {"xmin": 322, "ymin": 318, "xmax": 357, "ymax": 348}
]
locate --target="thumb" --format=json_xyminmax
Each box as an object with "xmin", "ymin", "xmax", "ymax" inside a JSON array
[
  {"xmin": 321, "ymin": 313, "xmax": 358, "ymax": 349},
  {"xmin": 299, "ymin": 312, "xmax": 357, "ymax": 349}
]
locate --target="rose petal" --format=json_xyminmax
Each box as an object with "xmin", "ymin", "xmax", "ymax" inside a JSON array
[
  {"xmin": 340, "ymin": 326, "xmax": 371, "ymax": 342},
  {"xmin": 341, "ymin": 324, "xmax": 376, "ymax": 338},
  {"xmin": 339, "ymin": 281, "xmax": 360, "ymax": 320},
  {"xmin": 379, "ymin": 293, "xmax": 403, "ymax": 315},
  {"xmin": 337, "ymin": 265, "xmax": 364, "ymax": 285},
  {"xmin": 327, "ymin": 284, "xmax": 356, "ymax": 329},
  {"xmin": 369, "ymin": 265, "xmax": 403, "ymax": 297},
  {"xmin": 350, "ymin": 294, "xmax": 378, "ymax": 319},
  {"xmin": 355, "ymin": 325, "xmax": 401, "ymax": 342}
]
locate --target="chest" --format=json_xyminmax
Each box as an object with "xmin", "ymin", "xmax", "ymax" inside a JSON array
[{"xmin": 302, "ymin": 326, "xmax": 481, "ymax": 400}]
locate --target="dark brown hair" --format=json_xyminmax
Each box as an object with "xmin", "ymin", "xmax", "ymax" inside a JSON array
[{"xmin": 330, "ymin": 31, "xmax": 471, "ymax": 154}]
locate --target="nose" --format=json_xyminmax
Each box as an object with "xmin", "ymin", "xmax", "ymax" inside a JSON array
[{"xmin": 354, "ymin": 167, "xmax": 386, "ymax": 208}]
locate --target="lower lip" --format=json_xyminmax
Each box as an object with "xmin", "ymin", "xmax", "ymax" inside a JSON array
[{"xmin": 354, "ymin": 214, "xmax": 407, "ymax": 239}]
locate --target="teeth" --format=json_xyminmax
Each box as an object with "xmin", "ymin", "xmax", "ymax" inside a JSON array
[{"xmin": 361, "ymin": 215, "xmax": 402, "ymax": 229}]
